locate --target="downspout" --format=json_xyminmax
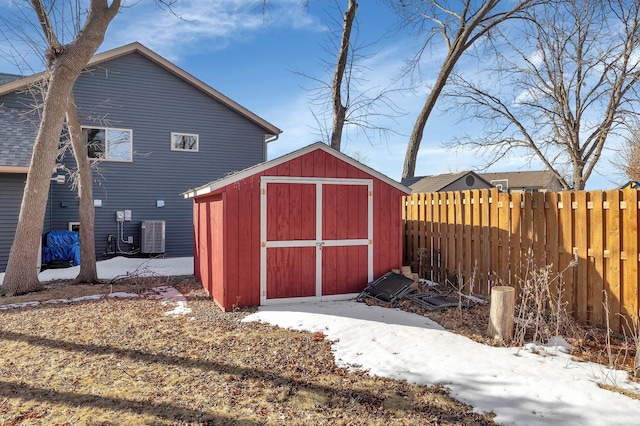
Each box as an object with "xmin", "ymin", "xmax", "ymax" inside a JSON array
[{"xmin": 263, "ymin": 132, "xmax": 280, "ymax": 161}]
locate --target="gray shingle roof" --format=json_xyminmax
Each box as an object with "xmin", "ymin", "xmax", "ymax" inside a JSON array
[
  {"xmin": 402, "ymin": 171, "xmax": 477, "ymax": 193},
  {"xmin": 0, "ymin": 73, "xmax": 23, "ymax": 85},
  {"xmin": 0, "ymin": 108, "xmax": 38, "ymax": 168},
  {"xmin": 480, "ymin": 171, "xmax": 558, "ymax": 190}
]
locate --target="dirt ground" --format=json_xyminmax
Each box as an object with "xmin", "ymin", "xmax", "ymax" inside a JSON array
[{"xmin": 0, "ymin": 276, "xmax": 496, "ymax": 425}]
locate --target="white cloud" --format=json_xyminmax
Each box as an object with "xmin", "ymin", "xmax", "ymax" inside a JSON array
[{"xmin": 107, "ymin": 0, "xmax": 324, "ymax": 61}]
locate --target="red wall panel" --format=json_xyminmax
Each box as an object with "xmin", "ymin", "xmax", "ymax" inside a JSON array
[
  {"xmin": 210, "ymin": 195, "xmax": 224, "ymax": 306},
  {"xmin": 267, "ymin": 247, "xmax": 316, "ymax": 298}
]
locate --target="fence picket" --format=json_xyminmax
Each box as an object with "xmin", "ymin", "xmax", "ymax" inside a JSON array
[
  {"xmin": 558, "ymin": 191, "xmax": 575, "ymax": 312},
  {"xmin": 606, "ymin": 190, "xmax": 622, "ymax": 332},
  {"xmin": 532, "ymin": 192, "xmax": 545, "ymax": 267},
  {"xmin": 545, "ymin": 192, "xmax": 559, "ymax": 297},
  {"xmin": 446, "ymin": 192, "xmax": 456, "ymax": 281},
  {"xmin": 439, "ymin": 192, "xmax": 448, "ymax": 283},
  {"xmin": 509, "ymin": 192, "xmax": 522, "ymax": 290},
  {"xmin": 489, "ymin": 189, "xmax": 500, "ymax": 287},
  {"xmin": 411, "ymin": 193, "xmax": 419, "ymax": 272},
  {"xmin": 470, "ymin": 190, "xmax": 481, "ymax": 294},
  {"xmin": 480, "ymin": 189, "xmax": 491, "ymax": 294},
  {"xmin": 498, "ymin": 192, "xmax": 510, "ymax": 285},
  {"xmin": 574, "ymin": 191, "xmax": 589, "ymax": 322},
  {"xmin": 589, "ymin": 191, "xmax": 604, "ymax": 327},
  {"xmin": 622, "ymin": 189, "xmax": 638, "ymax": 330}
]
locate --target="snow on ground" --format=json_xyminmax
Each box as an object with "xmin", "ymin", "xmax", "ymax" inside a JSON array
[
  {"xmin": 2, "ymin": 256, "xmax": 640, "ymax": 424},
  {"xmin": 0, "ymin": 257, "xmax": 194, "ymax": 316},
  {"xmin": 244, "ymin": 301, "xmax": 640, "ymax": 426},
  {"xmin": 0, "ymin": 256, "xmax": 193, "ymax": 285},
  {"xmin": 0, "ymin": 291, "xmax": 140, "ymax": 311},
  {"xmin": 37, "ymin": 256, "xmax": 194, "ymax": 281},
  {"xmin": 150, "ymin": 285, "xmax": 192, "ymax": 316}
]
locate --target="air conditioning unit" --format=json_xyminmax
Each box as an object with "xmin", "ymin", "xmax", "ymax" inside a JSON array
[{"xmin": 140, "ymin": 220, "xmax": 165, "ymax": 254}]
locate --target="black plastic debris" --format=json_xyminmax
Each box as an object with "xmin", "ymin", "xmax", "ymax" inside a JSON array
[
  {"xmin": 356, "ymin": 272, "xmax": 415, "ymax": 305},
  {"xmin": 406, "ymin": 293, "xmax": 473, "ymax": 311}
]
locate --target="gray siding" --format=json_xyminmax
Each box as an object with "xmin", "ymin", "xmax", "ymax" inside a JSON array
[
  {"xmin": 1, "ymin": 51, "xmax": 270, "ymax": 270},
  {"xmin": 0, "ymin": 174, "xmax": 26, "ymax": 271},
  {"xmin": 440, "ymin": 176, "xmax": 492, "ymax": 192}
]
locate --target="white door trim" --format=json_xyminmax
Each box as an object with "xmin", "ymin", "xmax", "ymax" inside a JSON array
[{"xmin": 260, "ymin": 176, "xmax": 373, "ymax": 305}]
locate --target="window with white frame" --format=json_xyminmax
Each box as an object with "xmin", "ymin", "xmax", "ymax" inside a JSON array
[
  {"xmin": 171, "ymin": 132, "xmax": 199, "ymax": 152},
  {"xmin": 83, "ymin": 127, "xmax": 132, "ymax": 162}
]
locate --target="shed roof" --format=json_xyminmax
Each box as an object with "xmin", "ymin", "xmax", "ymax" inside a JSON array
[
  {"xmin": 184, "ymin": 142, "xmax": 411, "ymax": 198},
  {"xmin": 0, "ymin": 42, "xmax": 282, "ymax": 140}
]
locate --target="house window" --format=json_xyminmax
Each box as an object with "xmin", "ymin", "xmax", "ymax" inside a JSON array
[
  {"xmin": 84, "ymin": 127, "xmax": 132, "ymax": 162},
  {"xmin": 171, "ymin": 132, "xmax": 199, "ymax": 152}
]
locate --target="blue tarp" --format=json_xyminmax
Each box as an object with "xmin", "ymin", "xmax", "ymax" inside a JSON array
[
  {"xmin": 46, "ymin": 230, "xmax": 79, "ymax": 248},
  {"xmin": 42, "ymin": 231, "xmax": 80, "ymax": 266}
]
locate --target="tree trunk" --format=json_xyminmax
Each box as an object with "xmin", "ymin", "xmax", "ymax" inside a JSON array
[
  {"xmin": 402, "ymin": 52, "xmax": 464, "ymax": 179},
  {"xmin": 2, "ymin": 71, "xmax": 75, "ymax": 295},
  {"xmin": 1, "ymin": 1, "xmax": 120, "ymax": 296},
  {"xmin": 67, "ymin": 93, "xmax": 98, "ymax": 284},
  {"xmin": 330, "ymin": 0, "xmax": 357, "ymax": 151},
  {"xmin": 487, "ymin": 285, "xmax": 515, "ymax": 342}
]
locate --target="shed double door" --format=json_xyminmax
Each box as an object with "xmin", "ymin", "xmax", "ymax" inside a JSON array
[{"xmin": 260, "ymin": 176, "xmax": 373, "ymax": 304}]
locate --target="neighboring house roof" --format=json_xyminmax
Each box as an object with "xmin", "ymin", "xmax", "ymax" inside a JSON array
[
  {"xmin": 0, "ymin": 108, "xmax": 38, "ymax": 172},
  {"xmin": 184, "ymin": 142, "xmax": 411, "ymax": 198},
  {"xmin": 0, "ymin": 42, "xmax": 282, "ymax": 140},
  {"xmin": 399, "ymin": 176, "xmax": 424, "ymax": 187},
  {"xmin": 401, "ymin": 171, "xmax": 492, "ymax": 193},
  {"xmin": 480, "ymin": 170, "xmax": 560, "ymax": 191},
  {"xmin": 0, "ymin": 73, "xmax": 23, "ymax": 85}
]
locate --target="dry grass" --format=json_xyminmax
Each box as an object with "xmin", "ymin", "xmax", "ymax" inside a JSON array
[
  {"xmin": 0, "ymin": 277, "xmax": 495, "ymax": 425},
  {"xmin": 599, "ymin": 383, "xmax": 640, "ymax": 401}
]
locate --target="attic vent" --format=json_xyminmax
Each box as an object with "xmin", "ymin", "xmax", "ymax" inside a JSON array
[{"xmin": 465, "ymin": 175, "xmax": 475, "ymax": 186}]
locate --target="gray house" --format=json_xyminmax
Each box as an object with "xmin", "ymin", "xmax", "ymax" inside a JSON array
[
  {"xmin": 403, "ymin": 170, "xmax": 563, "ymax": 194},
  {"xmin": 0, "ymin": 42, "xmax": 281, "ymax": 272},
  {"xmin": 402, "ymin": 171, "xmax": 493, "ymax": 193},
  {"xmin": 480, "ymin": 171, "xmax": 563, "ymax": 193}
]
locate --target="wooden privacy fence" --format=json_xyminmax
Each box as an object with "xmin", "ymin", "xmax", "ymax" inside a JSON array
[{"xmin": 402, "ymin": 188, "xmax": 639, "ymax": 332}]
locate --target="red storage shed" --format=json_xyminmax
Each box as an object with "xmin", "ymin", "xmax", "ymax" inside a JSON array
[{"xmin": 183, "ymin": 142, "xmax": 410, "ymax": 311}]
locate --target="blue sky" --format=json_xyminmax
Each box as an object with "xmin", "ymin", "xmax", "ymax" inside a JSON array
[{"xmin": 0, "ymin": 0, "xmax": 620, "ymax": 189}]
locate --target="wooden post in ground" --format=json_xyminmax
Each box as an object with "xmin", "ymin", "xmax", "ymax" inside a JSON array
[{"xmin": 488, "ymin": 286, "xmax": 515, "ymax": 342}]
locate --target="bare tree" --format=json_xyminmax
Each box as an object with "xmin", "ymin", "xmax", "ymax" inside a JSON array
[
  {"xmin": 330, "ymin": 0, "xmax": 357, "ymax": 151},
  {"xmin": 445, "ymin": 0, "xmax": 640, "ymax": 190},
  {"xmin": 302, "ymin": 1, "xmax": 403, "ymax": 151},
  {"xmin": 1, "ymin": 0, "xmax": 121, "ymax": 296},
  {"xmin": 389, "ymin": 0, "xmax": 537, "ymax": 179},
  {"xmin": 615, "ymin": 125, "xmax": 640, "ymax": 183}
]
